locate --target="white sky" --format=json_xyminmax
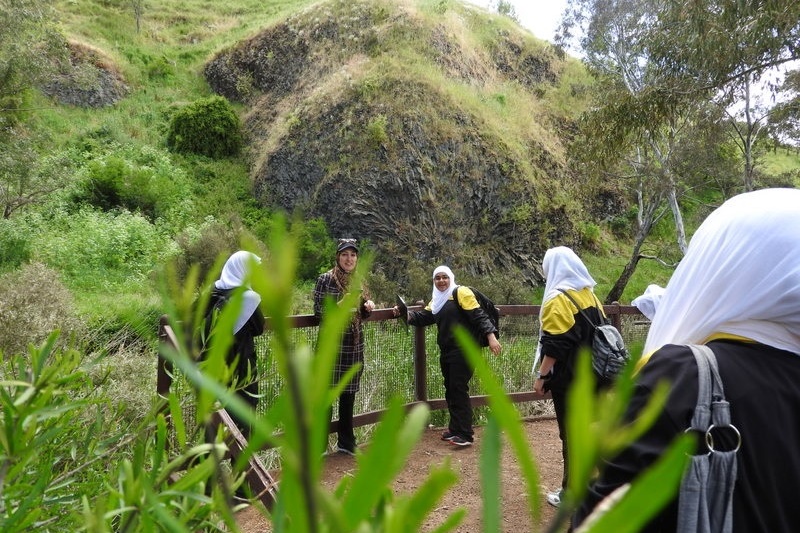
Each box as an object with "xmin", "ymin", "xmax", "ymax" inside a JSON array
[{"xmin": 463, "ymin": 0, "xmax": 568, "ymax": 42}]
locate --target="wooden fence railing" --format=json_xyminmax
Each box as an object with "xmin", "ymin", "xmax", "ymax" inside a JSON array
[{"xmin": 157, "ymin": 303, "xmax": 647, "ymax": 509}]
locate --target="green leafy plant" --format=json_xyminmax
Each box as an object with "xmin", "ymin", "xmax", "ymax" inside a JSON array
[
  {"xmin": 457, "ymin": 327, "xmax": 693, "ymax": 532},
  {"xmin": 166, "ymin": 95, "xmax": 243, "ymax": 158}
]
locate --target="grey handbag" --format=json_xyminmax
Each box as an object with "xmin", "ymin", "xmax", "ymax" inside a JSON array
[{"xmin": 678, "ymin": 344, "xmax": 741, "ymax": 533}]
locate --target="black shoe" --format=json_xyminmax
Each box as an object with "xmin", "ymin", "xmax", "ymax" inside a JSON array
[
  {"xmin": 441, "ymin": 430, "xmax": 457, "ymax": 441},
  {"xmin": 336, "ymin": 444, "xmax": 357, "ymax": 456},
  {"xmin": 449, "ymin": 435, "xmax": 472, "ymax": 447}
]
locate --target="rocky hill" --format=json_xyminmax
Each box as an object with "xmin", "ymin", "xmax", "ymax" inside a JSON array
[{"xmin": 204, "ymin": 0, "xmax": 617, "ymax": 283}]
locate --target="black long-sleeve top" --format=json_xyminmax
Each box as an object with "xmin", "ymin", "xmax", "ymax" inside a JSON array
[
  {"xmin": 408, "ymin": 286, "xmax": 496, "ymax": 355},
  {"xmin": 573, "ymin": 339, "xmax": 800, "ymax": 532}
]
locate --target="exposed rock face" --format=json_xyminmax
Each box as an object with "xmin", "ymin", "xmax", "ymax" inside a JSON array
[
  {"xmin": 41, "ymin": 41, "xmax": 128, "ymax": 108},
  {"xmin": 204, "ymin": 0, "xmax": 594, "ymax": 283}
]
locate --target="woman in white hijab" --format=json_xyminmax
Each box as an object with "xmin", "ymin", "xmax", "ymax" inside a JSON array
[
  {"xmin": 204, "ymin": 250, "xmax": 265, "ymax": 438},
  {"xmin": 533, "ymin": 246, "xmax": 606, "ymax": 508},
  {"xmin": 632, "ymin": 284, "xmax": 665, "ymax": 322},
  {"xmin": 399, "ymin": 265, "xmax": 501, "ymax": 447},
  {"xmin": 574, "ymin": 188, "xmax": 800, "ymax": 532}
]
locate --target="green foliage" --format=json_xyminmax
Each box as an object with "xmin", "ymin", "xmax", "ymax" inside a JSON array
[
  {"xmin": 293, "ymin": 217, "xmax": 334, "ymax": 281},
  {"xmin": 172, "ymin": 217, "xmax": 244, "ymax": 285},
  {"xmin": 0, "ymin": 220, "xmax": 31, "ymax": 271},
  {"xmin": 166, "ymin": 95, "xmax": 243, "ymax": 158},
  {"xmin": 0, "ymin": 262, "xmax": 84, "ymax": 355},
  {"xmin": 145, "ymin": 54, "xmax": 177, "ymax": 81},
  {"xmin": 0, "ymin": 0, "xmax": 67, "ymax": 129},
  {"xmin": 0, "ymin": 334, "xmax": 122, "ymax": 531},
  {"xmin": 366, "ymin": 114, "xmax": 389, "ymax": 148},
  {"xmin": 31, "ymin": 208, "xmax": 175, "ymax": 290},
  {"xmin": 70, "ymin": 143, "xmax": 196, "ymax": 231},
  {"xmin": 492, "ymin": 0, "xmax": 519, "ymax": 23},
  {"xmin": 578, "ymin": 221, "xmax": 601, "ymax": 250}
]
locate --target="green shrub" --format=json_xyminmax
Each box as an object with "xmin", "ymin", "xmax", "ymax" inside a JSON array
[
  {"xmin": 293, "ymin": 217, "xmax": 334, "ymax": 281},
  {"xmin": 0, "ymin": 220, "xmax": 31, "ymax": 271},
  {"xmin": 579, "ymin": 221, "xmax": 601, "ymax": 250},
  {"xmin": 71, "ymin": 144, "xmax": 195, "ymax": 232},
  {"xmin": 0, "ymin": 262, "xmax": 84, "ymax": 355},
  {"xmin": 172, "ymin": 217, "xmax": 240, "ymax": 285},
  {"xmin": 166, "ymin": 95, "xmax": 243, "ymax": 158},
  {"xmin": 32, "ymin": 208, "xmax": 175, "ymax": 290},
  {"xmin": 366, "ymin": 114, "xmax": 389, "ymax": 148}
]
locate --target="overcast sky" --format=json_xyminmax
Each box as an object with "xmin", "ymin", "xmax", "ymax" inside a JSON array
[{"xmin": 463, "ymin": 0, "xmax": 568, "ymax": 42}]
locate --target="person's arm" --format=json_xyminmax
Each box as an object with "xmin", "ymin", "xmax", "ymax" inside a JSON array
[
  {"xmin": 533, "ymin": 354, "xmax": 556, "ymax": 394},
  {"xmin": 403, "ymin": 306, "xmax": 435, "ymax": 327},
  {"xmin": 455, "ymin": 287, "xmax": 501, "ymax": 354},
  {"xmin": 313, "ymin": 274, "xmax": 329, "ymax": 319}
]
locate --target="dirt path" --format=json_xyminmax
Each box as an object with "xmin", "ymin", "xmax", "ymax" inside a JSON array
[{"xmin": 237, "ymin": 417, "xmax": 567, "ymax": 532}]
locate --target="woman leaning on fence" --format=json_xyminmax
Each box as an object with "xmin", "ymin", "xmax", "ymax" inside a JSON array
[{"xmin": 313, "ymin": 238, "xmax": 375, "ymax": 456}]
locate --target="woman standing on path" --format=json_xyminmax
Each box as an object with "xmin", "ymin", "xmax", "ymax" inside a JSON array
[
  {"xmin": 533, "ymin": 246, "xmax": 606, "ymax": 508},
  {"xmin": 204, "ymin": 250, "xmax": 265, "ymax": 439},
  {"xmin": 396, "ymin": 265, "xmax": 501, "ymax": 447},
  {"xmin": 313, "ymin": 238, "xmax": 375, "ymax": 456}
]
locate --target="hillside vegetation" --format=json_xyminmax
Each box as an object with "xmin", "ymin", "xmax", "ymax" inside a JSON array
[
  {"xmin": 203, "ymin": 0, "xmax": 611, "ymax": 287},
  {"xmin": 2, "ymin": 0, "xmax": 795, "ymax": 353}
]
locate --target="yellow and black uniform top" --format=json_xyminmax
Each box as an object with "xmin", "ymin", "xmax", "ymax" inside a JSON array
[
  {"xmin": 408, "ymin": 286, "xmax": 496, "ymax": 355},
  {"xmin": 540, "ymin": 287, "xmax": 605, "ymax": 393}
]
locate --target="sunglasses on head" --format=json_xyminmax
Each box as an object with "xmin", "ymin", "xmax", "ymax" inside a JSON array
[{"xmin": 338, "ymin": 238, "xmax": 357, "ymax": 244}]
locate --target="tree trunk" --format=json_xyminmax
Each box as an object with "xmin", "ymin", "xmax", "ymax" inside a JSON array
[
  {"xmin": 666, "ymin": 185, "xmax": 687, "ymax": 254},
  {"xmin": 605, "ymin": 189, "xmax": 662, "ymax": 303}
]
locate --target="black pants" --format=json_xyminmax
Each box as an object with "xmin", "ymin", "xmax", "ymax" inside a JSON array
[
  {"xmin": 551, "ymin": 386, "xmax": 569, "ymax": 491},
  {"xmin": 440, "ymin": 350, "xmax": 474, "ymax": 441},
  {"xmin": 335, "ymin": 391, "xmax": 357, "ymax": 451},
  {"xmin": 231, "ymin": 353, "xmax": 259, "ymax": 440}
]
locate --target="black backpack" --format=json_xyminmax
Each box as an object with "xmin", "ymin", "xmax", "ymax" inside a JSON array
[
  {"xmin": 452, "ymin": 286, "xmax": 501, "ymax": 347},
  {"xmin": 557, "ymin": 288, "xmax": 629, "ymax": 385}
]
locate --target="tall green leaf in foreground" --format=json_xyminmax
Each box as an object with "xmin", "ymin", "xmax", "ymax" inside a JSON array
[{"xmin": 459, "ymin": 328, "xmax": 693, "ymax": 532}]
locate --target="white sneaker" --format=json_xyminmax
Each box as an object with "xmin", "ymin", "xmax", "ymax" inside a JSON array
[{"xmin": 546, "ymin": 490, "xmax": 562, "ymax": 508}]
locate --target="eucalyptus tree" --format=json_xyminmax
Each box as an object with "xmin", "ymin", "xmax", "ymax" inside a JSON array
[
  {"xmin": 768, "ymin": 69, "xmax": 800, "ymax": 148},
  {"xmin": 0, "ymin": 0, "xmax": 67, "ymax": 217},
  {"xmin": 0, "ymin": 0, "xmax": 66, "ymax": 128},
  {"xmin": 648, "ymin": 0, "xmax": 800, "ymax": 191},
  {"xmin": 613, "ymin": 0, "xmax": 800, "ymax": 191},
  {"xmin": 557, "ymin": 0, "xmax": 701, "ymax": 301}
]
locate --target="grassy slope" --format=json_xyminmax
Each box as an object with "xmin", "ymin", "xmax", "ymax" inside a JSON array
[{"xmin": 45, "ymin": 0, "xmax": 797, "ymax": 311}]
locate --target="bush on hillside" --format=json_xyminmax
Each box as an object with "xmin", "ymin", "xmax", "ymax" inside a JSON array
[
  {"xmin": 0, "ymin": 221, "xmax": 31, "ymax": 271},
  {"xmin": 166, "ymin": 95, "xmax": 242, "ymax": 158},
  {"xmin": 32, "ymin": 208, "xmax": 175, "ymax": 289},
  {"xmin": 0, "ymin": 262, "xmax": 84, "ymax": 355},
  {"xmin": 70, "ymin": 144, "xmax": 195, "ymax": 231}
]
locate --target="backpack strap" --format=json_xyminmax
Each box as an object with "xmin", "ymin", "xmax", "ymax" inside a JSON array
[
  {"xmin": 678, "ymin": 344, "xmax": 739, "ymax": 533},
  {"xmin": 557, "ymin": 288, "xmax": 599, "ymax": 328}
]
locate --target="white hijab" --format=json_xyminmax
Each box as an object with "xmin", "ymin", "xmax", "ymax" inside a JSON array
[
  {"xmin": 215, "ymin": 250, "xmax": 262, "ymax": 334},
  {"xmin": 540, "ymin": 246, "xmax": 597, "ymax": 304},
  {"xmin": 644, "ymin": 188, "xmax": 800, "ymax": 356},
  {"xmin": 533, "ymin": 246, "xmax": 596, "ymax": 371},
  {"xmin": 632, "ymin": 284, "xmax": 665, "ymax": 321},
  {"xmin": 431, "ymin": 265, "xmax": 458, "ymax": 315}
]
